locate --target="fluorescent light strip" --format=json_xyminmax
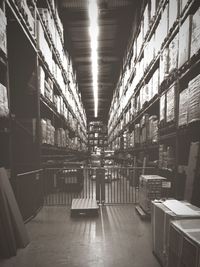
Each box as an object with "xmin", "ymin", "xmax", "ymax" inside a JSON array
[{"xmin": 89, "ymin": 0, "xmax": 99, "ymax": 118}]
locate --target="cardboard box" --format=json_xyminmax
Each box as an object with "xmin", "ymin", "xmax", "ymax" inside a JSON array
[
  {"xmin": 178, "ymin": 88, "xmax": 188, "ymax": 126},
  {"xmin": 38, "ymin": 66, "xmax": 45, "ymax": 96},
  {"xmin": 166, "ymin": 84, "xmax": 175, "ymax": 123},
  {"xmin": 160, "ymin": 48, "xmax": 169, "ymax": 84},
  {"xmin": 0, "ymin": 8, "xmax": 7, "ymax": 55},
  {"xmin": 169, "ymin": 218, "xmax": 200, "ymax": 267},
  {"xmin": 139, "ymin": 175, "xmax": 166, "ymax": 214},
  {"xmin": 178, "ymin": 15, "xmax": 192, "ymax": 68},
  {"xmin": 152, "ymin": 200, "xmax": 200, "ymax": 267},
  {"xmin": 160, "ymin": 93, "xmax": 166, "ymax": 123},
  {"xmin": 191, "ymin": 7, "xmax": 200, "ymax": 57},
  {"xmin": 168, "ymin": 0, "xmax": 179, "ymax": 30},
  {"xmin": 0, "ymin": 83, "xmax": 9, "ymax": 118},
  {"xmin": 168, "ymin": 33, "xmax": 179, "ymax": 73},
  {"xmin": 188, "ymin": 74, "xmax": 200, "ymax": 123}
]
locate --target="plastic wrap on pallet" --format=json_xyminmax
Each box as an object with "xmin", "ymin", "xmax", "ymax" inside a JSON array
[
  {"xmin": 150, "ymin": 0, "xmax": 156, "ymax": 21},
  {"xmin": 149, "ymin": 115, "xmax": 158, "ymax": 143},
  {"xmin": 188, "ymin": 74, "xmax": 200, "ymax": 123},
  {"xmin": 152, "ymin": 68, "xmax": 159, "ymax": 97},
  {"xmin": 38, "ymin": 66, "xmax": 45, "ymax": 96},
  {"xmin": 0, "ymin": 83, "xmax": 9, "ymax": 118},
  {"xmin": 148, "ymin": 76, "xmax": 154, "ymax": 100},
  {"xmin": 166, "ymin": 84, "xmax": 175, "ymax": 123},
  {"xmin": 178, "ymin": 15, "xmax": 192, "ymax": 68},
  {"xmin": 0, "ymin": 8, "xmax": 7, "ymax": 55},
  {"xmin": 143, "ymin": 3, "xmax": 150, "ymax": 38},
  {"xmin": 136, "ymin": 26, "xmax": 143, "ymax": 58},
  {"xmin": 160, "ymin": 48, "xmax": 169, "ymax": 84},
  {"xmin": 37, "ymin": 20, "xmax": 53, "ymax": 73},
  {"xmin": 41, "ymin": 119, "xmax": 47, "ymax": 144},
  {"xmin": 160, "ymin": 93, "xmax": 166, "ymax": 123},
  {"xmin": 135, "ymin": 124, "xmax": 140, "ymax": 144},
  {"xmin": 44, "ymin": 79, "xmax": 53, "ymax": 102},
  {"xmin": 178, "ymin": 88, "xmax": 189, "ymax": 126},
  {"xmin": 155, "ymin": 3, "xmax": 169, "ymax": 55},
  {"xmin": 168, "ymin": 33, "xmax": 179, "ymax": 73},
  {"xmin": 191, "ymin": 7, "xmax": 200, "ymax": 58},
  {"xmin": 168, "ymin": 0, "xmax": 179, "ymax": 30}
]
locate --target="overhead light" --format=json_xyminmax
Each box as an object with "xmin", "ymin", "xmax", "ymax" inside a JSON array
[{"xmin": 88, "ymin": 0, "xmax": 99, "ymax": 118}]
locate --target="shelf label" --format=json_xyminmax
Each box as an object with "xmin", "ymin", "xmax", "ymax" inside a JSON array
[{"xmin": 162, "ymin": 181, "xmax": 171, "ymax": 188}]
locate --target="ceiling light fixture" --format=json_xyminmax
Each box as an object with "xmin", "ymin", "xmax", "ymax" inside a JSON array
[{"xmin": 88, "ymin": 0, "xmax": 99, "ymax": 118}]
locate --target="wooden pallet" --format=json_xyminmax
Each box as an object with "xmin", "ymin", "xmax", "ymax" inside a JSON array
[{"xmin": 71, "ymin": 198, "xmax": 99, "ymax": 217}]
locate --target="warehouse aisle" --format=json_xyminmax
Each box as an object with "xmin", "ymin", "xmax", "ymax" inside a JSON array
[{"xmin": 0, "ymin": 205, "xmax": 160, "ymax": 267}]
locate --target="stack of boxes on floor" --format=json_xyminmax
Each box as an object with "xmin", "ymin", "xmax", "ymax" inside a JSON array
[{"xmin": 152, "ymin": 199, "xmax": 200, "ymax": 267}]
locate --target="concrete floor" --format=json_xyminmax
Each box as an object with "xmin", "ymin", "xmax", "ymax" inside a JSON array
[{"xmin": 0, "ymin": 205, "xmax": 160, "ymax": 267}]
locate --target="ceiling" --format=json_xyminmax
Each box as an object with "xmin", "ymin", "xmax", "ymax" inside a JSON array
[{"xmin": 60, "ymin": 0, "xmax": 143, "ymax": 122}]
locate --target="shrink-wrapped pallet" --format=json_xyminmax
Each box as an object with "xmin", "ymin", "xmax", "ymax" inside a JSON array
[
  {"xmin": 0, "ymin": 83, "xmax": 9, "ymax": 118},
  {"xmin": 152, "ymin": 68, "xmax": 159, "ymax": 97},
  {"xmin": 168, "ymin": 0, "xmax": 179, "ymax": 30},
  {"xmin": 38, "ymin": 66, "xmax": 45, "ymax": 96},
  {"xmin": 136, "ymin": 26, "xmax": 143, "ymax": 58},
  {"xmin": 166, "ymin": 84, "xmax": 175, "ymax": 123},
  {"xmin": 149, "ymin": 115, "xmax": 158, "ymax": 143},
  {"xmin": 178, "ymin": 88, "xmax": 188, "ymax": 126},
  {"xmin": 150, "ymin": 0, "xmax": 157, "ymax": 21},
  {"xmin": 191, "ymin": 7, "xmax": 200, "ymax": 58},
  {"xmin": 44, "ymin": 80, "xmax": 53, "ymax": 102},
  {"xmin": 188, "ymin": 74, "xmax": 200, "ymax": 123},
  {"xmin": 160, "ymin": 48, "xmax": 169, "ymax": 84},
  {"xmin": 37, "ymin": 20, "xmax": 53, "ymax": 72},
  {"xmin": 178, "ymin": 16, "xmax": 192, "ymax": 68},
  {"xmin": 155, "ymin": 3, "xmax": 169, "ymax": 55},
  {"xmin": 0, "ymin": 8, "xmax": 7, "ymax": 55},
  {"xmin": 41, "ymin": 119, "xmax": 47, "ymax": 144},
  {"xmin": 46, "ymin": 119, "xmax": 52, "ymax": 145},
  {"xmin": 143, "ymin": 3, "xmax": 150, "ymax": 38},
  {"xmin": 160, "ymin": 94, "xmax": 166, "ymax": 123},
  {"xmin": 135, "ymin": 124, "xmax": 140, "ymax": 144},
  {"xmin": 148, "ymin": 76, "xmax": 154, "ymax": 100},
  {"xmin": 168, "ymin": 34, "xmax": 179, "ymax": 73}
]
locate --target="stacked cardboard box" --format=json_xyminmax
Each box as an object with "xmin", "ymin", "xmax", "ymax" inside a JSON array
[
  {"xmin": 150, "ymin": 0, "xmax": 157, "ymax": 21},
  {"xmin": 44, "ymin": 79, "xmax": 53, "ymax": 102},
  {"xmin": 188, "ymin": 74, "xmax": 200, "ymax": 123},
  {"xmin": 191, "ymin": 7, "xmax": 200, "ymax": 57},
  {"xmin": 139, "ymin": 175, "xmax": 166, "ymax": 214},
  {"xmin": 178, "ymin": 88, "xmax": 189, "ymax": 126},
  {"xmin": 168, "ymin": 0, "xmax": 179, "ymax": 30},
  {"xmin": 168, "ymin": 219, "xmax": 200, "ymax": 267},
  {"xmin": 135, "ymin": 124, "xmax": 140, "ymax": 144},
  {"xmin": 178, "ymin": 15, "xmax": 192, "ymax": 68},
  {"xmin": 38, "ymin": 66, "xmax": 45, "ymax": 96},
  {"xmin": 0, "ymin": 8, "xmax": 7, "ymax": 55},
  {"xmin": 37, "ymin": 20, "xmax": 53, "ymax": 73},
  {"xmin": 160, "ymin": 48, "xmax": 169, "ymax": 84},
  {"xmin": 143, "ymin": 3, "xmax": 150, "ymax": 38},
  {"xmin": 168, "ymin": 34, "xmax": 179, "ymax": 73},
  {"xmin": 149, "ymin": 115, "xmax": 158, "ymax": 143},
  {"xmin": 159, "ymin": 144, "xmax": 175, "ymax": 169},
  {"xmin": 166, "ymin": 84, "xmax": 175, "ymax": 123},
  {"xmin": 0, "ymin": 83, "xmax": 9, "ymax": 118},
  {"xmin": 152, "ymin": 200, "xmax": 200, "ymax": 267},
  {"xmin": 160, "ymin": 94, "xmax": 166, "ymax": 123}
]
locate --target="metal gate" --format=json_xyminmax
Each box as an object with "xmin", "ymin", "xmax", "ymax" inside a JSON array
[{"xmin": 43, "ymin": 166, "xmax": 156, "ymax": 205}]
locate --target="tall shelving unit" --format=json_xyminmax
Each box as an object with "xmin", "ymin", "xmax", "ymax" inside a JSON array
[
  {"xmin": 0, "ymin": 0, "xmax": 88, "ymax": 221},
  {"xmin": 107, "ymin": 0, "xmax": 200, "ymax": 202}
]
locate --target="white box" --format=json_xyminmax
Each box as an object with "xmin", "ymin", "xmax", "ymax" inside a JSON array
[
  {"xmin": 178, "ymin": 16, "xmax": 192, "ymax": 68},
  {"xmin": 191, "ymin": 7, "xmax": 200, "ymax": 57}
]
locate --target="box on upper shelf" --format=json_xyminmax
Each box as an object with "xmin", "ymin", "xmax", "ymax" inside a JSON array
[
  {"xmin": 178, "ymin": 15, "xmax": 192, "ymax": 68},
  {"xmin": 0, "ymin": 7, "xmax": 7, "ymax": 55},
  {"xmin": 190, "ymin": 6, "xmax": 200, "ymax": 58},
  {"xmin": 0, "ymin": 83, "xmax": 9, "ymax": 118}
]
